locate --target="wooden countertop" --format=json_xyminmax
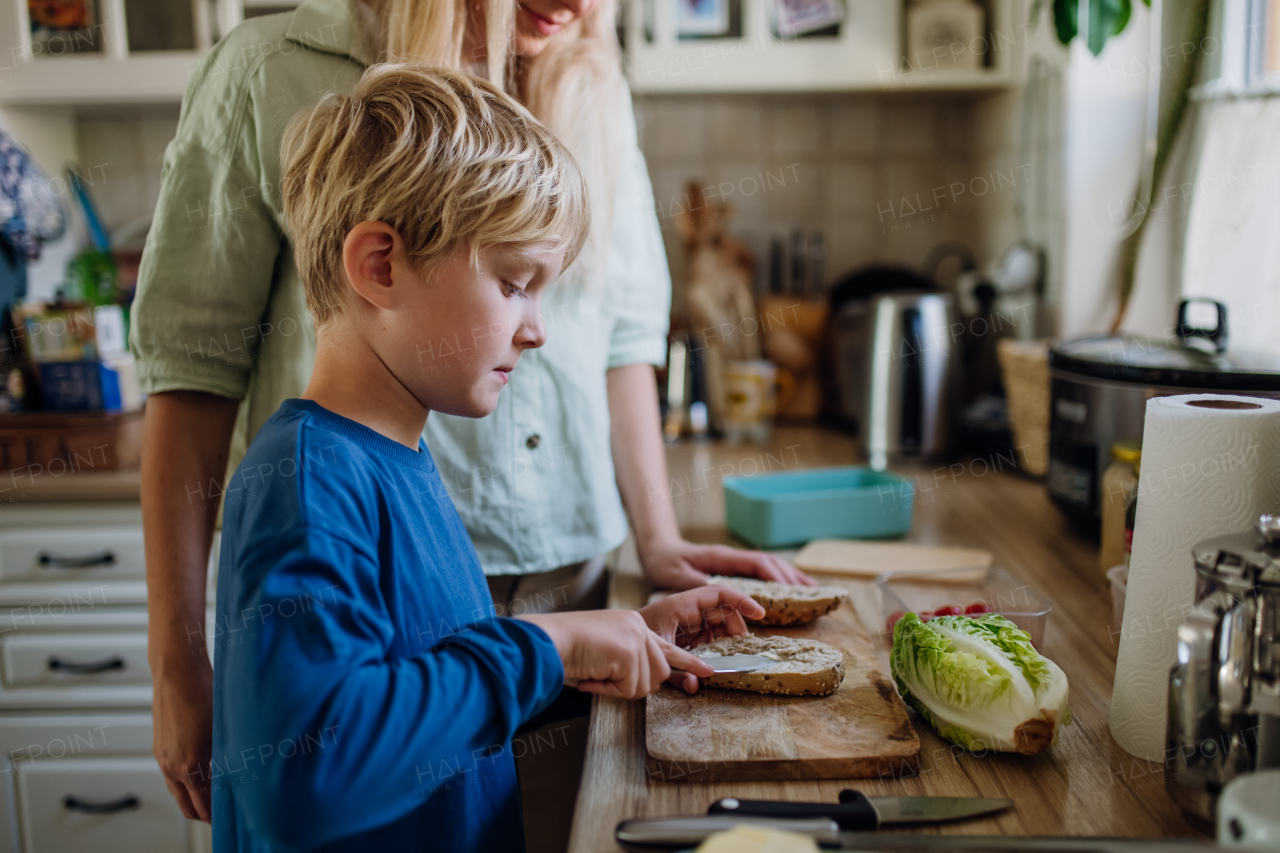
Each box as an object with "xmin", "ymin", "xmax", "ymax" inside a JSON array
[
  {"xmin": 567, "ymin": 425, "xmax": 1207, "ymax": 852},
  {"xmin": 4, "ymin": 466, "xmax": 141, "ymax": 502}
]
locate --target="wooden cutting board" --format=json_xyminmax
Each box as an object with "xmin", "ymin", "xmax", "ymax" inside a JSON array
[
  {"xmin": 645, "ymin": 596, "xmax": 920, "ymax": 783},
  {"xmin": 792, "ymin": 539, "xmax": 992, "ymax": 581}
]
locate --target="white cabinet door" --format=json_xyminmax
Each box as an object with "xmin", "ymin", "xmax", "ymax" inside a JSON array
[
  {"xmin": 15, "ymin": 757, "xmax": 200, "ymax": 853},
  {"xmin": 0, "ymin": 716, "xmax": 209, "ymax": 853}
]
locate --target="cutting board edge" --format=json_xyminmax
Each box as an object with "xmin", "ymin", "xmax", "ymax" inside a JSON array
[{"xmin": 643, "ymin": 745, "xmax": 922, "ymax": 784}]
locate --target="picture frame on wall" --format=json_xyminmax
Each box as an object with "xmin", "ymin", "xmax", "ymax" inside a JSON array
[
  {"xmin": 675, "ymin": 0, "xmax": 731, "ymax": 37},
  {"xmin": 772, "ymin": 0, "xmax": 843, "ymax": 37},
  {"xmin": 27, "ymin": 0, "xmax": 102, "ymax": 53}
]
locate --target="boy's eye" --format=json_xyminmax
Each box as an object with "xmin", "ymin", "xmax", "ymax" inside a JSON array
[{"xmin": 501, "ymin": 280, "xmax": 524, "ymax": 298}]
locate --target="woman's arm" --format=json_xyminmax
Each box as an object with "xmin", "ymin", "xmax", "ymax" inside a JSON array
[
  {"xmin": 607, "ymin": 362, "xmax": 814, "ymax": 589},
  {"xmin": 142, "ymin": 390, "xmax": 239, "ymax": 822}
]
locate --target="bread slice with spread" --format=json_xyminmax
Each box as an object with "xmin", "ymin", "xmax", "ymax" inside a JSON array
[
  {"xmin": 708, "ymin": 576, "xmax": 847, "ymax": 626},
  {"xmin": 693, "ymin": 635, "xmax": 845, "ymax": 696}
]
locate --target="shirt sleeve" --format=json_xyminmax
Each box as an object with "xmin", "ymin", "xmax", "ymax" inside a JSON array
[
  {"xmin": 220, "ymin": 527, "xmax": 564, "ymax": 849},
  {"xmin": 129, "ymin": 62, "xmax": 282, "ymax": 400},
  {"xmin": 605, "ymin": 92, "xmax": 673, "ymax": 370}
]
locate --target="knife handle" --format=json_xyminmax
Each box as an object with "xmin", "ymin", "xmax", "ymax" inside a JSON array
[{"xmin": 708, "ymin": 792, "xmax": 878, "ymax": 830}]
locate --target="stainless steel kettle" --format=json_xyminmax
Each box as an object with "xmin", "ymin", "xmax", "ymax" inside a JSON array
[
  {"xmin": 1166, "ymin": 514, "xmax": 1280, "ymax": 823},
  {"xmin": 829, "ymin": 291, "xmax": 961, "ymax": 468}
]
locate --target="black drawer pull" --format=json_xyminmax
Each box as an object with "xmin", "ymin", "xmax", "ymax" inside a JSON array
[
  {"xmin": 63, "ymin": 795, "xmax": 139, "ymax": 815},
  {"xmin": 38, "ymin": 550, "xmax": 116, "ymax": 569},
  {"xmin": 48, "ymin": 656, "xmax": 125, "ymax": 675}
]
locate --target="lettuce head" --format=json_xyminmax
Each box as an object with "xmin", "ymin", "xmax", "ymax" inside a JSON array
[{"xmin": 890, "ymin": 612, "xmax": 1070, "ymax": 755}]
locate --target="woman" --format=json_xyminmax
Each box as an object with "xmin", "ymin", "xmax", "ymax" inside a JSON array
[{"xmin": 132, "ymin": 0, "xmax": 811, "ymax": 830}]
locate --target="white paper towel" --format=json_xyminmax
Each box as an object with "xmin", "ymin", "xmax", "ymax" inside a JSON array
[{"xmin": 1110, "ymin": 394, "xmax": 1280, "ymax": 760}]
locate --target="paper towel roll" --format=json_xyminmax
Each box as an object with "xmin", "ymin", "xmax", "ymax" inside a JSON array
[{"xmin": 1110, "ymin": 394, "xmax": 1280, "ymax": 760}]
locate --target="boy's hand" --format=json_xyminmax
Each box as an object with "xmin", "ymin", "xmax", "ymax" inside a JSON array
[
  {"xmin": 639, "ymin": 585, "xmax": 765, "ymax": 649},
  {"xmin": 518, "ymin": 610, "xmax": 714, "ymax": 699},
  {"xmin": 638, "ymin": 585, "xmax": 766, "ymax": 693}
]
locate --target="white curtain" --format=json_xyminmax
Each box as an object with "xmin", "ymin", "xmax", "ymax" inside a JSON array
[{"xmin": 1181, "ymin": 98, "xmax": 1280, "ymax": 359}]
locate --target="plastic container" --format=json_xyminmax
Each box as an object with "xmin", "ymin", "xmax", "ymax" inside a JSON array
[
  {"xmin": 877, "ymin": 567, "xmax": 1053, "ymax": 648},
  {"xmin": 1106, "ymin": 563, "xmax": 1127, "ymax": 651},
  {"xmin": 723, "ymin": 466, "xmax": 914, "ymax": 548}
]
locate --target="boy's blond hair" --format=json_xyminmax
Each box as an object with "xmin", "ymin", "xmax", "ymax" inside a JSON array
[{"xmin": 281, "ymin": 64, "xmax": 590, "ymax": 327}]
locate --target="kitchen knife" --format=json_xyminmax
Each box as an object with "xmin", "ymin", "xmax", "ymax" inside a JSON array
[
  {"xmin": 614, "ymin": 816, "xmax": 1223, "ymax": 852},
  {"xmin": 708, "ymin": 789, "xmax": 1012, "ymax": 830}
]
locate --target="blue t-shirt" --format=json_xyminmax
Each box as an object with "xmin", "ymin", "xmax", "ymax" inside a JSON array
[{"xmin": 211, "ymin": 399, "xmax": 564, "ymax": 852}]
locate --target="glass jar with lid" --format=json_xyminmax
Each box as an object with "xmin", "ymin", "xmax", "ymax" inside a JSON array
[{"xmin": 1099, "ymin": 441, "xmax": 1140, "ymax": 573}]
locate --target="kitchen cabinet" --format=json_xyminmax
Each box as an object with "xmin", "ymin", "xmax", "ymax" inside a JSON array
[
  {"xmin": 0, "ymin": 504, "xmax": 214, "ymax": 853},
  {"xmin": 0, "ymin": 717, "xmax": 210, "ymax": 853},
  {"xmin": 0, "ymin": 0, "xmax": 300, "ymax": 106},
  {"xmin": 624, "ymin": 0, "xmax": 1017, "ymax": 93},
  {"xmin": 0, "ymin": 0, "xmax": 1023, "ymax": 105}
]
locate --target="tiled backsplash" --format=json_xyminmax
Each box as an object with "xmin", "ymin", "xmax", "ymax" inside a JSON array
[
  {"xmin": 634, "ymin": 88, "xmax": 1057, "ymax": 314},
  {"xmin": 69, "ymin": 88, "xmax": 1054, "ymax": 315},
  {"xmin": 75, "ymin": 108, "xmax": 180, "ymax": 243}
]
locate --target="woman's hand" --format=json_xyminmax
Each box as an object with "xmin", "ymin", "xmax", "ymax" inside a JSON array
[{"xmin": 640, "ymin": 537, "xmax": 817, "ymax": 590}]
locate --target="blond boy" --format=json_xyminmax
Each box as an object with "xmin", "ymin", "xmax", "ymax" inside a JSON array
[{"xmin": 210, "ymin": 65, "xmax": 759, "ymax": 853}]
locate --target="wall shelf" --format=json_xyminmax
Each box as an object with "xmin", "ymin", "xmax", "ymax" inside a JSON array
[
  {"xmin": 0, "ymin": 0, "xmax": 1020, "ymax": 106},
  {"xmin": 623, "ymin": 0, "xmax": 1018, "ymax": 94},
  {"xmin": 0, "ymin": 0, "xmax": 301, "ymax": 106}
]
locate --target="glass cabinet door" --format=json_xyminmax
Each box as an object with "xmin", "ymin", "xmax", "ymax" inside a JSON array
[{"xmin": 123, "ymin": 0, "xmax": 196, "ymax": 51}]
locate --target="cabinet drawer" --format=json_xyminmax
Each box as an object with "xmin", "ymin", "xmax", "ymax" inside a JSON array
[
  {"xmin": 16, "ymin": 757, "xmax": 194, "ymax": 853},
  {"xmin": 3, "ymin": 634, "xmax": 150, "ymax": 688},
  {"xmin": 0, "ymin": 528, "xmax": 144, "ymax": 582}
]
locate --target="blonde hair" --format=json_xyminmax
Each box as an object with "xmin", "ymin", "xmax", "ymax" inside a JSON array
[
  {"xmin": 362, "ymin": 0, "xmax": 627, "ymax": 290},
  {"xmin": 280, "ymin": 64, "xmax": 590, "ymax": 328}
]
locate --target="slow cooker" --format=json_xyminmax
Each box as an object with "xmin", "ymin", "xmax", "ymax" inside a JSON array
[{"xmin": 1047, "ymin": 299, "xmax": 1280, "ymax": 518}]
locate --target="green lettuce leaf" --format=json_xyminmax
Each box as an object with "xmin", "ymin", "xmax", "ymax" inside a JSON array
[{"xmin": 890, "ymin": 612, "xmax": 1071, "ymax": 755}]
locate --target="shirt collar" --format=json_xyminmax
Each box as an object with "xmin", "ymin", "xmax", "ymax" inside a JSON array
[{"xmin": 284, "ymin": 0, "xmax": 379, "ymax": 68}]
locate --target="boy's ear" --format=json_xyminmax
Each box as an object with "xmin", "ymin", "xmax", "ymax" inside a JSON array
[{"xmin": 342, "ymin": 220, "xmax": 403, "ymax": 311}]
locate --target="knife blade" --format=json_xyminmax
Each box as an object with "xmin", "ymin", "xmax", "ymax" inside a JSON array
[
  {"xmin": 708, "ymin": 790, "xmax": 1012, "ymax": 830},
  {"xmin": 614, "ymin": 816, "xmax": 1223, "ymax": 852}
]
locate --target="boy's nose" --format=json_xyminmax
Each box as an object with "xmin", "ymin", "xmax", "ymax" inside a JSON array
[{"xmin": 516, "ymin": 308, "xmax": 546, "ymax": 350}]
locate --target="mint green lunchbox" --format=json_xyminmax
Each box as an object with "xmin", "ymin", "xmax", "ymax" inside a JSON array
[{"xmin": 723, "ymin": 466, "xmax": 915, "ymax": 548}]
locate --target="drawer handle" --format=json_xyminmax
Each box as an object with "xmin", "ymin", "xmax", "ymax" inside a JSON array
[
  {"xmin": 63, "ymin": 795, "xmax": 140, "ymax": 815},
  {"xmin": 38, "ymin": 550, "xmax": 116, "ymax": 569},
  {"xmin": 47, "ymin": 656, "xmax": 125, "ymax": 675}
]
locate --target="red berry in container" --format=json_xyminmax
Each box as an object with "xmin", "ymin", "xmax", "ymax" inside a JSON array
[
  {"xmin": 932, "ymin": 605, "xmax": 963, "ymax": 616},
  {"xmin": 964, "ymin": 602, "xmax": 992, "ymax": 614}
]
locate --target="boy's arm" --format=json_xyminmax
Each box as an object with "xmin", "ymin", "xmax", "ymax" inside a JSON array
[
  {"xmin": 142, "ymin": 390, "xmax": 239, "ymax": 823},
  {"xmin": 223, "ymin": 529, "xmax": 565, "ymax": 849}
]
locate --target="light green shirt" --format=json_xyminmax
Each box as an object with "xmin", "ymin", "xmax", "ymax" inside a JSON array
[{"xmin": 130, "ymin": 0, "xmax": 672, "ymax": 575}]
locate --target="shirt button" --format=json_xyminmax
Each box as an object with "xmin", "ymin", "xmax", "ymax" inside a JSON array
[{"xmin": 526, "ymin": 434, "xmax": 541, "ymax": 449}]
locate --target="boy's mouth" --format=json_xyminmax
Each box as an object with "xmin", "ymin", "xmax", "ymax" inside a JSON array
[{"xmin": 493, "ymin": 366, "xmax": 514, "ymax": 385}]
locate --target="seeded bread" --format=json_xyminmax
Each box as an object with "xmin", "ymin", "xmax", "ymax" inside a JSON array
[
  {"xmin": 693, "ymin": 635, "xmax": 845, "ymax": 696},
  {"xmin": 708, "ymin": 576, "xmax": 847, "ymax": 626}
]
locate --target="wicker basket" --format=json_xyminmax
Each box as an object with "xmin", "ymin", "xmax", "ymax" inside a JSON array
[{"xmin": 997, "ymin": 339, "xmax": 1050, "ymax": 477}]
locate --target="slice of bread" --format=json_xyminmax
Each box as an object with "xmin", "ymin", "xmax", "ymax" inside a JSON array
[
  {"xmin": 692, "ymin": 635, "xmax": 845, "ymax": 696},
  {"xmin": 708, "ymin": 576, "xmax": 847, "ymax": 626}
]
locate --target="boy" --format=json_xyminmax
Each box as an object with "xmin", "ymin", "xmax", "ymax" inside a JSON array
[{"xmin": 211, "ymin": 64, "xmax": 763, "ymax": 853}]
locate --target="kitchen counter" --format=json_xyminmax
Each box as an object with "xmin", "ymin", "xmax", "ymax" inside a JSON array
[
  {"xmin": 3, "ymin": 466, "xmax": 141, "ymax": 502},
  {"xmin": 567, "ymin": 425, "xmax": 1208, "ymax": 852}
]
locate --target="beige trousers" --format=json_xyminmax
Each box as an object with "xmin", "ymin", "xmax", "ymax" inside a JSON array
[{"xmin": 487, "ymin": 557, "xmax": 607, "ymax": 853}]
